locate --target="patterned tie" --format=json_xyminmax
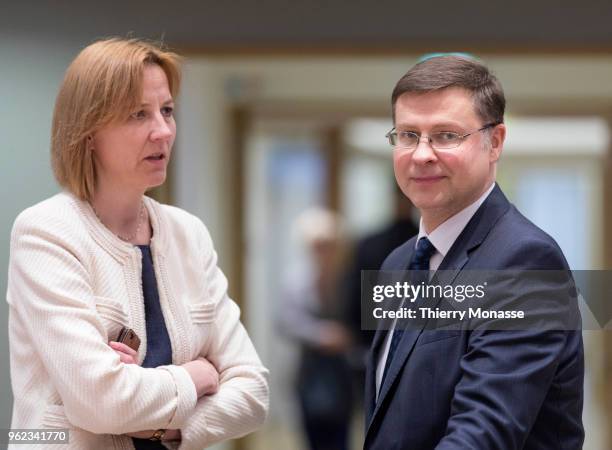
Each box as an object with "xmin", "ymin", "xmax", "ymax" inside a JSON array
[{"xmin": 380, "ymin": 237, "xmax": 436, "ymax": 390}]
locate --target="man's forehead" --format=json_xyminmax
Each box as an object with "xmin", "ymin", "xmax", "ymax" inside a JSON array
[{"xmin": 394, "ymin": 88, "xmax": 479, "ymax": 126}]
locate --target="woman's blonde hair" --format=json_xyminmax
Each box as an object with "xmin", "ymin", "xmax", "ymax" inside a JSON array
[{"xmin": 51, "ymin": 37, "xmax": 181, "ymax": 201}]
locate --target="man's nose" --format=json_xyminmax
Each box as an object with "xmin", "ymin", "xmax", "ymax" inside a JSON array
[{"xmin": 411, "ymin": 137, "xmax": 437, "ymax": 163}]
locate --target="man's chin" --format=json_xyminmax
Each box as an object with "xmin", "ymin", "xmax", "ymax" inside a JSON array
[{"xmin": 406, "ymin": 191, "xmax": 446, "ymax": 211}]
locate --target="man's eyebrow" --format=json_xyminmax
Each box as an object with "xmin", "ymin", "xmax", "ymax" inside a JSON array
[{"xmin": 395, "ymin": 121, "xmax": 465, "ymax": 130}]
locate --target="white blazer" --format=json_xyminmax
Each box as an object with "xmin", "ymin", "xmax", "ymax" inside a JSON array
[{"xmin": 7, "ymin": 192, "xmax": 269, "ymax": 449}]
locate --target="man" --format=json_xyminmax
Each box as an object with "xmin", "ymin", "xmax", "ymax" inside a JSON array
[{"xmin": 364, "ymin": 56, "xmax": 584, "ymax": 449}]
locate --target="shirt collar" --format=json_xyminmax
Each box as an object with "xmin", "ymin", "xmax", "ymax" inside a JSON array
[{"xmin": 416, "ymin": 182, "xmax": 495, "ymax": 257}]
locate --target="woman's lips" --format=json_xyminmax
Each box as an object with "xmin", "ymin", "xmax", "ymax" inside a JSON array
[
  {"xmin": 145, "ymin": 153, "xmax": 165, "ymax": 160},
  {"xmin": 144, "ymin": 154, "xmax": 166, "ymax": 167}
]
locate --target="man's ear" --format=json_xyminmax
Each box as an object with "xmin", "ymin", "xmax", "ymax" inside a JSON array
[{"xmin": 489, "ymin": 123, "xmax": 506, "ymax": 163}]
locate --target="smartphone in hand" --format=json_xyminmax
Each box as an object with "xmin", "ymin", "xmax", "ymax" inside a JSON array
[{"xmin": 116, "ymin": 327, "xmax": 141, "ymax": 352}]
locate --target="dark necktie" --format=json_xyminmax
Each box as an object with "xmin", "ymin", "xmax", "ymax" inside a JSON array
[{"xmin": 379, "ymin": 237, "xmax": 436, "ymax": 391}]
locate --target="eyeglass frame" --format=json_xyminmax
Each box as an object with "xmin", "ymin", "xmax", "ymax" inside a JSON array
[{"xmin": 385, "ymin": 122, "xmax": 500, "ymax": 150}]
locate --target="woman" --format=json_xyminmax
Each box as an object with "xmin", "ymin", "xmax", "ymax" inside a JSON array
[{"xmin": 7, "ymin": 38, "xmax": 269, "ymax": 449}]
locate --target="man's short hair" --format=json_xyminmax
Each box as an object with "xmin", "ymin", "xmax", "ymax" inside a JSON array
[
  {"xmin": 51, "ymin": 37, "xmax": 181, "ymax": 201},
  {"xmin": 391, "ymin": 55, "xmax": 505, "ymax": 126}
]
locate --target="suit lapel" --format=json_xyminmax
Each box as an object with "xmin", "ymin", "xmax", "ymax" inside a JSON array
[
  {"xmin": 365, "ymin": 240, "xmax": 416, "ymax": 423},
  {"xmin": 438, "ymin": 184, "xmax": 511, "ymax": 271},
  {"xmin": 365, "ymin": 325, "xmax": 387, "ymax": 422},
  {"xmin": 370, "ymin": 259, "xmax": 469, "ymax": 425},
  {"xmin": 364, "ymin": 329, "xmax": 384, "ymax": 424}
]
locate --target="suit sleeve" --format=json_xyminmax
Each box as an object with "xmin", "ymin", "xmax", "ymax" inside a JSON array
[
  {"xmin": 435, "ymin": 241, "xmax": 583, "ymax": 450},
  {"xmin": 7, "ymin": 212, "xmax": 198, "ymax": 435},
  {"xmin": 176, "ymin": 220, "xmax": 269, "ymax": 450}
]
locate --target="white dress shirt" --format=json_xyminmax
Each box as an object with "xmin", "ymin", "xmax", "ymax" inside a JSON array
[{"xmin": 375, "ymin": 183, "xmax": 495, "ymax": 398}]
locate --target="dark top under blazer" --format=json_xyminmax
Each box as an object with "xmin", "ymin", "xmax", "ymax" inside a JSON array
[
  {"xmin": 364, "ymin": 184, "xmax": 584, "ymax": 450},
  {"xmin": 133, "ymin": 245, "xmax": 172, "ymax": 450}
]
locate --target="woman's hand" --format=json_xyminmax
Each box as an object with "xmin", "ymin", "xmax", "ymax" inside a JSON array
[
  {"xmin": 181, "ymin": 356, "xmax": 219, "ymax": 398},
  {"xmin": 109, "ymin": 341, "xmax": 139, "ymax": 365},
  {"xmin": 109, "ymin": 347, "xmax": 216, "ymax": 438},
  {"xmin": 125, "ymin": 429, "xmax": 181, "ymax": 441}
]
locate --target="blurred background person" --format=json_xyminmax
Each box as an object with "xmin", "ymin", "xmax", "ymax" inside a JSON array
[
  {"xmin": 278, "ymin": 208, "xmax": 354, "ymax": 450},
  {"xmin": 342, "ymin": 183, "xmax": 418, "ymax": 412}
]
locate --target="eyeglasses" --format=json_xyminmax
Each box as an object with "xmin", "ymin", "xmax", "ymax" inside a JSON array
[{"xmin": 385, "ymin": 123, "xmax": 499, "ymax": 150}]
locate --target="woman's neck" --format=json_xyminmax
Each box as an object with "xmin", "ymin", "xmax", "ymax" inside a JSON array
[{"xmin": 90, "ymin": 185, "xmax": 151, "ymax": 244}]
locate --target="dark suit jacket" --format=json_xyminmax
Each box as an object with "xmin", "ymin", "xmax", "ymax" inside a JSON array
[{"xmin": 364, "ymin": 184, "xmax": 584, "ymax": 450}]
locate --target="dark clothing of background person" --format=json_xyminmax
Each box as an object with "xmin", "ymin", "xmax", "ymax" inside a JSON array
[
  {"xmin": 345, "ymin": 217, "xmax": 419, "ymax": 351},
  {"xmin": 343, "ymin": 215, "xmax": 418, "ymax": 412},
  {"xmin": 281, "ymin": 275, "xmax": 353, "ymax": 450}
]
